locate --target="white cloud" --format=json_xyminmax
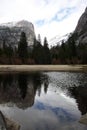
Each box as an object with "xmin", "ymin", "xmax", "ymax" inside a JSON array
[{"xmin": 0, "ymin": 0, "xmax": 87, "ymax": 44}]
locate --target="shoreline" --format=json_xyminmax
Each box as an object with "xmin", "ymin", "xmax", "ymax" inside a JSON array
[{"xmin": 0, "ymin": 65, "xmax": 87, "ymax": 73}]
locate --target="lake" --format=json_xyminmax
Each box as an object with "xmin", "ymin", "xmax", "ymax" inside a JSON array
[{"xmin": 0, "ymin": 72, "xmax": 87, "ymax": 130}]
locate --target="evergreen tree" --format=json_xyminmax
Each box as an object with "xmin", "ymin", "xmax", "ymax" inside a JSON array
[
  {"xmin": 18, "ymin": 32, "xmax": 28, "ymax": 63},
  {"xmin": 50, "ymin": 45, "xmax": 60, "ymax": 60},
  {"xmin": 43, "ymin": 37, "xmax": 51, "ymax": 64},
  {"xmin": 59, "ymin": 40, "xmax": 66, "ymax": 63},
  {"xmin": 37, "ymin": 34, "xmax": 41, "ymax": 44},
  {"xmin": 67, "ymin": 33, "xmax": 77, "ymax": 59},
  {"xmin": 6, "ymin": 45, "xmax": 13, "ymax": 58},
  {"xmin": 33, "ymin": 39, "xmax": 43, "ymax": 64},
  {"xmin": 78, "ymin": 44, "xmax": 87, "ymax": 64}
]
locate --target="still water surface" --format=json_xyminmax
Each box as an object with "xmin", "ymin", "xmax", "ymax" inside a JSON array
[{"xmin": 0, "ymin": 72, "xmax": 87, "ymax": 130}]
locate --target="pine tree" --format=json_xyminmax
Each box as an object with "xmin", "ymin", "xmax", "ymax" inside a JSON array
[
  {"xmin": 59, "ymin": 40, "xmax": 66, "ymax": 63},
  {"xmin": 37, "ymin": 34, "xmax": 41, "ymax": 44},
  {"xmin": 43, "ymin": 37, "xmax": 51, "ymax": 64},
  {"xmin": 18, "ymin": 32, "xmax": 28, "ymax": 63},
  {"xmin": 67, "ymin": 33, "xmax": 77, "ymax": 60}
]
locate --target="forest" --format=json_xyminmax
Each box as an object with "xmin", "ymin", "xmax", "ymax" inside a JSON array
[{"xmin": 0, "ymin": 31, "xmax": 87, "ymax": 64}]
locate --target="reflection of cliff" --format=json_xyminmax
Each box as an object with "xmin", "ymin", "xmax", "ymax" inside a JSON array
[
  {"xmin": 17, "ymin": 74, "xmax": 35, "ymax": 109},
  {"xmin": 0, "ymin": 73, "xmax": 49, "ymax": 109},
  {"xmin": 0, "ymin": 74, "xmax": 35, "ymax": 109},
  {"xmin": 68, "ymin": 86, "xmax": 87, "ymax": 115}
]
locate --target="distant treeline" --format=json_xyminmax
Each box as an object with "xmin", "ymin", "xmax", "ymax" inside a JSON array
[{"xmin": 0, "ymin": 32, "xmax": 87, "ymax": 64}]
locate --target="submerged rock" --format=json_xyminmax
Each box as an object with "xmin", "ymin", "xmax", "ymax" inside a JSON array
[
  {"xmin": 5, "ymin": 116, "xmax": 20, "ymax": 130},
  {"xmin": 79, "ymin": 113, "xmax": 87, "ymax": 125},
  {"xmin": 0, "ymin": 111, "xmax": 20, "ymax": 130},
  {"xmin": 0, "ymin": 111, "xmax": 7, "ymax": 130}
]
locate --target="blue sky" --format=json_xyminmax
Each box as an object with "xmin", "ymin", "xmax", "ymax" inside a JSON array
[{"xmin": 0, "ymin": 0, "xmax": 87, "ymax": 41}]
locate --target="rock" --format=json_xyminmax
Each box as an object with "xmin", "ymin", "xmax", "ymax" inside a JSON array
[
  {"xmin": 79, "ymin": 113, "xmax": 87, "ymax": 125},
  {"xmin": 0, "ymin": 20, "xmax": 35, "ymax": 48},
  {"xmin": 74, "ymin": 7, "xmax": 87, "ymax": 44},
  {"xmin": 0, "ymin": 111, "xmax": 7, "ymax": 130},
  {"xmin": 5, "ymin": 117, "xmax": 20, "ymax": 130},
  {"xmin": 0, "ymin": 111, "xmax": 20, "ymax": 130}
]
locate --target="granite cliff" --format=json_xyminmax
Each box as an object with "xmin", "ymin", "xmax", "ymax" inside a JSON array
[
  {"xmin": 74, "ymin": 7, "xmax": 87, "ymax": 44},
  {"xmin": 0, "ymin": 20, "xmax": 35, "ymax": 48}
]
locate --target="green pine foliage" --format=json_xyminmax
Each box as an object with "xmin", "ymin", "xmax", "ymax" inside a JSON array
[
  {"xmin": 43, "ymin": 37, "xmax": 51, "ymax": 64},
  {"xmin": 18, "ymin": 32, "xmax": 28, "ymax": 63},
  {"xmin": 0, "ymin": 31, "xmax": 87, "ymax": 64}
]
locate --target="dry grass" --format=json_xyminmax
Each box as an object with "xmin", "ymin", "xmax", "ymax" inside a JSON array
[{"xmin": 0, "ymin": 65, "xmax": 87, "ymax": 72}]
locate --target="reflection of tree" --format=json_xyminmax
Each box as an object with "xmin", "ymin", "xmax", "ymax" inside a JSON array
[
  {"xmin": 0, "ymin": 72, "xmax": 49, "ymax": 109},
  {"xmin": 18, "ymin": 74, "xmax": 28, "ymax": 99},
  {"xmin": 44, "ymin": 79, "xmax": 49, "ymax": 94},
  {"xmin": 68, "ymin": 86, "xmax": 87, "ymax": 115},
  {"xmin": 0, "ymin": 75, "xmax": 3, "ymax": 86},
  {"xmin": 32, "ymin": 73, "xmax": 42, "ymax": 96},
  {"xmin": 31, "ymin": 73, "xmax": 49, "ymax": 96},
  {"xmin": 1, "ymin": 74, "xmax": 14, "ymax": 90}
]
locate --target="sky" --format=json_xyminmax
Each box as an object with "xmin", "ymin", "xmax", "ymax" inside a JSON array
[{"xmin": 0, "ymin": 0, "xmax": 87, "ymax": 42}]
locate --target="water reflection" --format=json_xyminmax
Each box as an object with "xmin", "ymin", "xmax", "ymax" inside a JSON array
[
  {"xmin": 0, "ymin": 73, "xmax": 49, "ymax": 109},
  {"xmin": 0, "ymin": 72, "xmax": 87, "ymax": 130},
  {"xmin": 68, "ymin": 85, "xmax": 87, "ymax": 115},
  {"xmin": 18, "ymin": 74, "xmax": 28, "ymax": 99},
  {"xmin": 45, "ymin": 72, "xmax": 87, "ymax": 115}
]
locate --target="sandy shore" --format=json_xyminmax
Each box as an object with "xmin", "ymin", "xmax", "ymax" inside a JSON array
[{"xmin": 0, "ymin": 65, "xmax": 87, "ymax": 72}]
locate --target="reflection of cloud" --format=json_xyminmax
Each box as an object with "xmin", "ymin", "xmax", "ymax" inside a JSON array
[
  {"xmin": 1, "ymin": 103, "xmax": 86, "ymax": 130},
  {"xmin": 34, "ymin": 101, "xmax": 77, "ymax": 122}
]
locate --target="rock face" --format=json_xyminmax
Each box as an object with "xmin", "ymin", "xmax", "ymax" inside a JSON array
[
  {"xmin": 74, "ymin": 7, "xmax": 87, "ymax": 44},
  {"xmin": 0, "ymin": 20, "xmax": 35, "ymax": 48}
]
